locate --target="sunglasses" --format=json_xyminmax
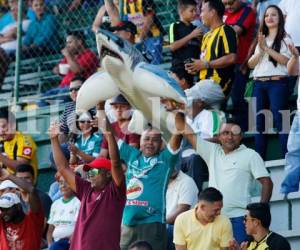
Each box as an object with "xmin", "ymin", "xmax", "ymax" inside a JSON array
[
  {"xmin": 86, "ymin": 169, "xmax": 101, "ymax": 178},
  {"xmin": 69, "ymin": 87, "xmax": 80, "ymax": 92}
]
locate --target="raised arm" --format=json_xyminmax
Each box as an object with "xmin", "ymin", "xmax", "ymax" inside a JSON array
[
  {"xmin": 97, "ymin": 109, "xmax": 124, "ymax": 187},
  {"xmin": 92, "ymin": 5, "xmax": 107, "ymax": 33},
  {"xmin": 48, "ymin": 123, "xmax": 76, "ymax": 192},
  {"xmin": 0, "ymin": 168, "xmax": 41, "ymax": 213},
  {"xmin": 104, "ymin": 0, "xmax": 121, "ymax": 26},
  {"xmin": 175, "ymin": 112, "xmax": 197, "ymax": 149}
]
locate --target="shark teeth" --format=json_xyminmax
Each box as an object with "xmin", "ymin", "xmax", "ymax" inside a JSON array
[{"xmin": 100, "ymin": 45, "xmax": 123, "ymax": 64}]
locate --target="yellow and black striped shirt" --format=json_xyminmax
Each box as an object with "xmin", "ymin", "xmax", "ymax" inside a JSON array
[
  {"xmin": 121, "ymin": 0, "xmax": 164, "ymax": 38},
  {"xmin": 200, "ymin": 24, "xmax": 237, "ymax": 96}
]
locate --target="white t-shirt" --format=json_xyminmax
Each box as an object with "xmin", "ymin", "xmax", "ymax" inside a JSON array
[
  {"xmin": 48, "ymin": 196, "xmax": 81, "ymax": 241},
  {"xmin": 186, "ymin": 109, "xmax": 214, "ymax": 139},
  {"xmin": 252, "ymin": 36, "xmax": 293, "ymax": 77},
  {"xmin": 166, "ymin": 171, "xmax": 199, "ymax": 218},
  {"xmin": 196, "ymin": 137, "xmax": 270, "ymax": 218},
  {"xmin": 279, "ymin": 0, "xmax": 300, "ymax": 46}
]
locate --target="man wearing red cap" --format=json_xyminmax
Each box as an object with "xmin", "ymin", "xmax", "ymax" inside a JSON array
[
  {"xmin": 96, "ymin": 109, "xmax": 183, "ymax": 249},
  {"xmin": 49, "ymin": 121, "xmax": 126, "ymax": 250}
]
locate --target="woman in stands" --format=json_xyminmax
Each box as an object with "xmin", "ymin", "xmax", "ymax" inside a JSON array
[
  {"xmin": 248, "ymin": 5, "xmax": 293, "ymax": 160},
  {"xmin": 68, "ymin": 111, "xmax": 102, "ymax": 167}
]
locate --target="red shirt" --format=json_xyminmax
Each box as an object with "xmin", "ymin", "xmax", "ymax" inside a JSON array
[
  {"xmin": 0, "ymin": 210, "xmax": 44, "ymax": 250},
  {"xmin": 224, "ymin": 4, "xmax": 256, "ymax": 64},
  {"xmin": 101, "ymin": 121, "xmax": 140, "ymax": 149},
  {"xmin": 70, "ymin": 176, "xmax": 126, "ymax": 250},
  {"xmin": 59, "ymin": 49, "xmax": 98, "ymax": 88}
]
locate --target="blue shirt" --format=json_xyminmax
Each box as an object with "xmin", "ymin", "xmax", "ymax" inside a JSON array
[
  {"xmin": 75, "ymin": 133, "xmax": 102, "ymax": 159},
  {"xmin": 119, "ymin": 140, "xmax": 179, "ymax": 226},
  {"xmin": 23, "ymin": 12, "xmax": 57, "ymax": 48},
  {"xmin": 0, "ymin": 10, "xmax": 35, "ymax": 32}
]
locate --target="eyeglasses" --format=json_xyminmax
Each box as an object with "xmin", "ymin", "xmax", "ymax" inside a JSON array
[
  {"xmin": 78, "ymin": 120, "xmax": 91, "ymax": 124},
  {"xmin": 69, "ymin": 87, "xmax": 80, "ymax": 92},
  {"xmin": 223, "ymin": 0, "xmax": 236, "ymax": 6}
]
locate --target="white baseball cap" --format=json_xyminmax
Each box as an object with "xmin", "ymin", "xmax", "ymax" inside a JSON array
[
  {"xmin": 0, "ymin": 193, "xmax": 21, "ymax": 208},
  {"xmin": 0, "ymin": 180, "xmax": 19, "ymax": 190}
]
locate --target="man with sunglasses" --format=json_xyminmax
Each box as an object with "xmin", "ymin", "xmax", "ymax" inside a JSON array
[
  {"xmin": 59, "ymin": 76, "xmax": 88, "ymax": 144},
  {"xmin": 223, "ymin": 0, "xmax": 256, "ymax": 131},
  {"xmin": 229, "ymin": 202, "xmax": 291, "ymax": 250},
  {"xmin": 49, "ymin": 118, "xmax": 126, "ymax": 250},
  {"xmin": 175, "ymin": 114, "xmax": 273, "ymax": 244}
]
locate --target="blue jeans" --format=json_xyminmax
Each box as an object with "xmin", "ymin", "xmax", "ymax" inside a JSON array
[
  {"xmin": 142, "ymin": 36, "xmax": 163, "ymax": 65},
  {"xmin": 230, "ymin": 65, "xmax": 249, "ymax": 131},
  {"xmin": 167, "ymin": 224, "xmax": 175, "ymax": 250},
  {"xmin": 49, "ymin": 239, "xmax": 70, "ymax": 250},
  {"xmin": 252, "ymin": 79, "xmax": 289, "ymax": 160},
  {"xmin": 37, "ymin": 87, "xmax": 71, "ymax": 107},
  {"xmin": 281, "ymin": 112, "xmax": 300, "ymax": 194},
  {"xmin": 230, "ymin": 216, "xmax": 247, "ymax": 244}
]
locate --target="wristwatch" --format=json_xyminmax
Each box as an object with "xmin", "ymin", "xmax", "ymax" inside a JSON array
[{"xmin": 203, "ymin": 60, "xmax": 210, "ymax": 69}]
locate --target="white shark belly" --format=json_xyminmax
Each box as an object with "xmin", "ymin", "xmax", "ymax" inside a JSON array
[{"xmin": 76, "ymin": 70, "xmax": 120, "ymax": 112}]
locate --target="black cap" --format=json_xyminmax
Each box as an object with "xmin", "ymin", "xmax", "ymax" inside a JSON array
[
  {"xmin": 111, "ymin": 21, "xmax": 137, "ymax": 35},
  {"xmin": 110, "ymin": 94, "xmax": 130, "ymax": 105}
]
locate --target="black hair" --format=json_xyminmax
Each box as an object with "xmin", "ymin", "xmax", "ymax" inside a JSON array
[
  {"xmin": 75, "ymin": 110, "xmax": 98, "ymax": 134},
  {"xmin": 0, "ymin": 108, "xmax": 9, "ymax": 120},
  {"xmin": 259, "ymin": 5, "xmax": 286, "ymax": 67},
  {"xmin": 246, "ymin": 202, "xmax": 271, "ymax": 228},
  {"xmin": 203, "ymin": 0, "xmax": 225, "ymax": 18},
  {"xmin": 70, "ymin": 75, "xmax": 86, "ymax": 83},
  {"xmin": 170, "ymin": 63, "xmax": 194, "ymax": 87},
  {"xmin": 129, "ymin": 241, "xmax": 153, "ymax": 250},
  {"xmin": 178, "ymin": 0, "xmax": 197, "ymax": 11},
  {"xmin": 67, "ymin": 30, "xmax": 86, "ymax": 46},
  {"xmin": 198, "ymin": 187, "xmax": 223, "ymax": 202},
  {"xmin": 0, "ymin": 108, "xmax": 15, "ymax": 124},
  {"xmin": 16, "ymin": 164, "xmax": 35, "ymax": 178},
  {"xmin": 224, "ymin": 116, "xmax": 240, "ymax": 127}
]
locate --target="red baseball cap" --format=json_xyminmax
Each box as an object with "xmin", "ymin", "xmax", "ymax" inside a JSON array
[{"xmin": 83, "ymin": 158, "xmax": 112, "ymax": 172}]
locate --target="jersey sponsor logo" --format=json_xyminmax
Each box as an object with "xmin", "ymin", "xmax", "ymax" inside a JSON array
[
  {"xmin": 126, "ymin": 200, "xmax": 149, "ymax": 206},
  {"xmin": 126, "ymin": 177, "xmax": 144, "ymax": 199},
  {"xmin": 22, "ymin": 147, "xmax": 32, "ymax": 157}
]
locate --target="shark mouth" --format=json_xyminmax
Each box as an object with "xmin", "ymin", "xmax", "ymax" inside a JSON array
[{"xmin": 99, "ymin": 45, "xmax": 123, "ymax": 63}]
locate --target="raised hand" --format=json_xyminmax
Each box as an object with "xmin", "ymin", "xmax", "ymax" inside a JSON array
[{"xmin": 48, "ymin": 122, "xmax": 60, "ymax": 139}]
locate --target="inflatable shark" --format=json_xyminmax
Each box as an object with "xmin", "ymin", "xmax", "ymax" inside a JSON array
[{"xmin": 76, "ymin": 29, "xmax": 187, "ymax": 140}]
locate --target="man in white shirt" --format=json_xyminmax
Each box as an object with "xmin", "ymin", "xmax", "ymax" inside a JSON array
[
  {"xmin": 166, "ymin": 169, "xmax": 199, "ymax": 250},
  {"xmin": 175, "ymin": 115, "xmax": 273, "ymax": 244},
  {"xmin": 177, "ymin": 86, "xmax": 224, "ymax": 191}
]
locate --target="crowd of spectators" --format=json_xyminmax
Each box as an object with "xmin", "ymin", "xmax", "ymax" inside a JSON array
[{"xmin": 1, "ymin": 0, "xmax": 300, "ymax": 249}]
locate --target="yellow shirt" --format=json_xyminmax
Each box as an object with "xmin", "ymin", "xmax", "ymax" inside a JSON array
[
  {"xmin": 3, "ymin": 131, "xmax": 38, "ymax": 180},
  {"xmin": 174, "ymin": 208, "xmax": 233, "ymax": 250}
]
